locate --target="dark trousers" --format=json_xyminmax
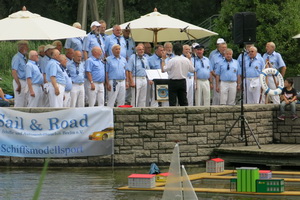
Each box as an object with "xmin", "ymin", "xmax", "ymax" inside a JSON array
[
  {"xmin": 0, "ymin": 100, "xmax": 10, "ymax": 107},
  {"xmin": 168, "ymin": 79, "xmax": 188, "ymax": 106}
]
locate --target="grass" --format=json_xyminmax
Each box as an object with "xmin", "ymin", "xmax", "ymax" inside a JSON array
[{"xmin": 32, "ymin": 158, "xmax": 50, "ymax": 200}]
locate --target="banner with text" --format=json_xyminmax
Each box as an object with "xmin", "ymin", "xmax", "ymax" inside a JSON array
[{"xmin": 0, "ymin": 107, "xmax": 114, "ymax": 158}]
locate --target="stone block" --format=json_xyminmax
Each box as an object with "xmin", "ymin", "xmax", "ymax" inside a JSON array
[
  {"xmin": 256, "ymin": 111, "xmax": 273, "ymax": 118},
  {"xmin": 210, "ymin": 105, "xmax": 240, "ymax": 113},
  {"xmin": 159, "ymin": 154, "xmax": 172, "ymax": 163},
  {"xmin": 188, "ymin": 114, "xmax": 204, "ymax": 121},
  {"xmin": 278, "ymin": 126, "xmax": 291, "ymax": 132},
  {"xmin": 214, "ymin": 124, "xmax": 226, "ymax": 132},
  {"xmin": 88, "ymin": 156, "xmax": 112, "ymax": 165},
  {"xmin": 68, "ymin": 158, "xmax": 88, "ymax": 165},
  {"xmin": 204, "ymin": 117, "xmax": 218, "ymax": 124},
  {"xmin": 113, "ymin": 107, "xmax": 141, "ymax": 114},
  {"xmin": 114, "ymin": 154, "xmax": 135, "ymax": 164},
  {"xmin": 115, "ymin": 115, "xmax": 139, "ymax": 122},
  {"xmin": 174, "ymin": 117, "xmax": 187, "ymax": 125},
  {"xmin": 144, "ymin": 142, "xmax": 159, "ymax": 150},
  {"xmin": 166, "ymin": 134, "xmax": 187, "ymax": 141},
  {"xmin": 159, "ymin": 142, "xmax": 177, "ymax": 149},
  {"xmin": 217, "ymin": 113, "xmax": 234, "ymax": 120},
  {"xmin": 159, "ymin": 114, "xmax": 173, "ymax": 121},
  {"xmin": 114, "ymin": 138, "xmax": 124, "ymax": 146},
  {"xmin": 208, "ymin": 132, "xmax": 220, "ymax": 140},
  {"xmin": 124, "ymin": 126, "xmax": 139, "ymax": 134},
  {"xmin": 136, "ymin": 157, "xmax": 158, "ymax": 164},
  {"xmin": 140, "ymin": 130, "xmax": 154, "ymax": 138},
  {"xmin": 24, "ymin": 158, "xmax": 45, "ymax": 165},
  {"xmin": 141, "ymin": 107, "xmax": 186, "ymax": 114},
  {"xmin": 186, "ymin": 106, "xmax": 210, "ymax": 114},
  {"xmin": 124, "ymin": 138, "xmax": 143, "ymax": 146},
  {"xmin": 188, "ymin": 137, "xmax": 207, "ymax": 145},
  {"xmin": 180, "ymin": 125, "xmax": 194, "ymax": 132},
  {"xmin": 147, "ymin": 122, "xmax": 165, "ymax": 130},
  {"xmin": 180, "ymin": 145, "xmax": 197, "ymax": 153},
  {"xmin": 198, "ymin": 148, "xmax": 213, "ymax": 156},
  {"xmin": 114, "ymin": 122, "xmax": 123, "ymax": 130},
  {"xmin": 135, "ymin": 150, "xmax": 151, "ymax": 158},
  {"xmin": 195, "ymin": 125, "xmax": 214, "ymax": 132},
  {"xmin": 140, "ymin": 114, "xmax": 158, "ymax": 122}
]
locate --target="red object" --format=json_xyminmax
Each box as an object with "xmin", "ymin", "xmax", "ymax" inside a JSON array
[
  {"xmin": 128, "ymin": 174, "xmax": 156, "ymax": 178},
  {"xmin": 118, "ymin": 105, "xmax": 133, "ymax": 108},
  {"xmin": 210, "ymin": 158, "xmax": 224, "ymax": 162},
  {"xmin": 259, "ymin": 170, "xmax": 271, "ymax": 173}
]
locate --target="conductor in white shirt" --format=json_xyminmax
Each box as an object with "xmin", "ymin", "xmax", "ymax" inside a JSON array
[{"xmin": 162, "ymin": 43, "xmax": 194, "ymax": 106}]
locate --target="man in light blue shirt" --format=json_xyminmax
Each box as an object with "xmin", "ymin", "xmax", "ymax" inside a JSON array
[
  {"xmin": 216, "ymin": 49, "xmax": 240, "ymax": 105},
  {"xmin": 104, "ymin": 25, "xmax": 127, "ymax": 58},
  {"xmin": 164, "ymin": 42, "xmax": 175, "ymax": 59},
  {"xmin": 85, "ymin": 46, "xmax": 105, "ymax": 107},
  {"xmin": 193, "ymin": 44, "xmax": 213, "ymax": 106},
  {"xmin": 46, "ymin": 49, "xmax": 66, "ymax": 108},
  {"xmin": 11, "ymin": 41, "xmax": 29, "ymax": 107},
  {"xmin": 59, "ymin": 54, "xmax": 73, "ymax": 107},
  {"xmin": 122, "ymin": 29, "xmax": 136, "ymax": 60},
  {"xmin": 262, "ymin": 42, "xmax": 286, "ymax": 104},
  {"xmin": 67, "ymin": 51, "xmax": 85, "ymax": 107},
  {"xmin": 210, "ymin": 43, "xmax": 227, "ymax": 105},
  {"xmin": 64, "ymin": 22, "xmax": 84, "ymax": 52},
  {"xmin": 127, "ymin": 44, "xmax": 150, "ymax": 107},
  {"xmin": 106, "ymin": 44, "xmax": 127, "ymax": 107},
  {"xmin": 83, "ymin": 21, "xmax": 105, "ymax": 60},
  {"xmin": 144, "ymin": 42, "xmax": 153, "ymax": 59},
  {"xmin": 209, "ymin": 38, "xmax": 226, "ymax": 60},
  {"xmin": 239, "ymin": 46, "xmax": 264, "ymax": 104},
  {"xmin": 26, "ymin": 50, "xmax": 44, "ymax": 107}
]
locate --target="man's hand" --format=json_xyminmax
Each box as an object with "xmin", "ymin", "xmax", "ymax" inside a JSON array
[
  {"xmin": 54, "ymin": 87, "xmax": 60, "ymax": 96},
  {"xmin": 16, "ymin": 85, "xmax": 21, "ymax": 94},
  {"xmin": 149, "ymin": 80, "xmax": 154, "ymax": 85},
  {"xmin": 90, "ymin": 83, "xmax": 95, "ymax": 91},
  {"xmin": 30, "ymin": 90, "xmax": 35, "ymax": 97},
  {"xmin": 106, "ymin": 83, "xmax": 111, "ymax": 91}
]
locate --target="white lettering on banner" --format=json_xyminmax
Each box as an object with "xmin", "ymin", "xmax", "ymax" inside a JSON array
[{"xmin": 0, "ymin": 107, "xmax": 114, "ymax": 158}]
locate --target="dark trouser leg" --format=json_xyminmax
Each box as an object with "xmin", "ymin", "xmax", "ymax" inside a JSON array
[
  {"xmin": 177, "ymin": 79, "xmax": 188, "ymax": 106},
  {"xmin": 168, "ymin": 80, "xmax": 177, "ymax": 106}
]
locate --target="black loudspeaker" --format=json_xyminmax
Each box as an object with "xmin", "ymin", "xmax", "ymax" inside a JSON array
[{"xmin": 233, "ymin": 12, "xmax": 256, "ymax": 44}]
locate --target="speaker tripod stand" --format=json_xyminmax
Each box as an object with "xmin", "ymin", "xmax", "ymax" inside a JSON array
[{"xmin": 217, "ymin": 48, "xmax": 261, "ymax": 149}]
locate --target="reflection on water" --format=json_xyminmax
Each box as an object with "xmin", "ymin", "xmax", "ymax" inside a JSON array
[{"xmin": 0, "ymin": 166, "xmax": 299, "ymax": 200}]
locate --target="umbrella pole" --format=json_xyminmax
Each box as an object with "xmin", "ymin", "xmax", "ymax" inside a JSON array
[{"xmin": 154, "ymin": 30, "xmax": 158, "ymax": 47}]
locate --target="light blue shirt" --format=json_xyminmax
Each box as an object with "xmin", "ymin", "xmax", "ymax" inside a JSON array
[
  {"xmin": 124, "ymin": 37, "xmax": 136, "ymax": 59},
  {"xmin": 240, "ymin": 56, "xmax": 265, "ymax": 78},
  {"xmin": 106, "ymin": 55, "xmax": 127, "ymax": 80},
  {"xmin": 104, "ymin": 34, "xmax": 127, "ymax": 58},
  {"xmin": 237, "ymin": 51, "xmax": 262, "ymax": 67},
  {"xmin": 216, "ymin": 59, "xmax": 239, "ymax": 82},
  {"xmin": 126, "ymin": 54, "xmax": 150, "ymax": 77},
  {"xmin": 210, "ymin": 52, "xmax": 224, "ymax": 71},
  {"xmin": 100, "ymin": 33, "xmax": 108, "ymax": 41},
  {"xmin": 62, "ymin": 68, "xmax": 72, "ymax": 92},
  {"xmin": 85, "ymin": 56, "xmax": 105, "ymax": 83},
  {"xmin": 193, "ymin": 56, "xmax": 212, "ymax": 79},
  {"xmin": 25, "ymin": 60, "xmax": 43, "ymax": 84},
  {"xmin": 11, "ymin": 52, "xmax": 27, "ymax": 80},
  {"xmin": 64, "ymin": 37, "xmax": 84, "ymax": 52},
  {"xmin": 262, "ymin": 51, "xmax": 286, "ymax": 70},
  {"xmin": 209, "ymin": 49, "xmax": 218, "ymax": 60},
  {"xmin": 40, "ymin": 55, "xmax": 51, "ymax": 74},
  {"xmin": 47, "ymin": 59, "xmax": 66, "ymax": 85},
  {"xmin": 83, "ymin": 32, "xmax": 105, "ymax": 58},
  {"xmin": 67, "ymin": 60, "xmax": 85, "ymax": 84},
  {"xmin": 148, "ymin": 54, "xmax": 161, "ymax": 69}
]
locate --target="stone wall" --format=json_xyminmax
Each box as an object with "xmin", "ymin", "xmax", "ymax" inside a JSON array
[{"xmin": 2, "ymin": 104, "xmax": 296, "ymax": 167}]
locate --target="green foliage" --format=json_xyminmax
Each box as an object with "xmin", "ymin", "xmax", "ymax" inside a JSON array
[{"xmin": 212, "ymin": 0, "xmax": 300, "ymax": 77}]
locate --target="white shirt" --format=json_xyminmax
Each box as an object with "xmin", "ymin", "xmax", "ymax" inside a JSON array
[{"xmin": 163, "ymin": 55, "xmax": 194, "ymax": 79}]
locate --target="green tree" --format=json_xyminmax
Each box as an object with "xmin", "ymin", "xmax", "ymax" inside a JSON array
[{"xmin": 211, "ymin": 0, "xmax": 300, "ymax": 77}]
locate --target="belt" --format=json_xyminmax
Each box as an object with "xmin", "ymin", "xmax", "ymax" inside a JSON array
[
  {"xmin": 197, "ymin": 79, "xmax": 208, "ymax": 81},
  {"xmin": 113, "ymin": 79, "xmax": 125, "ymax": 82},
  {"xmin": 134, "ymin": 77, "xmax": 146, "ymax": 79},
  {"xmin": 94, "ymin": 81, "xmax": 103, "ymax": 84},
  {"xmin": 73, "ymin": 82, "xmax": 84, "ymax": 85},
  {"xmin": 246, "ymin": 77, "xmax": 259, "ymax": 80},
  {"xmin": 222, "ymin": 81, "xmax": 236, "ymax": 83}
]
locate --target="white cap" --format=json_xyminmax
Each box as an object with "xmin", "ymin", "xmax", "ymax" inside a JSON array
[
  {"xmin": 90, "ymin": 21, "xmax": 101, "ymax": 28},
  {"xmin": 44, "ymin": 44, "xmax": 56, "ymax": 52},
  {"xmin": 192, "ymin": 43, "xmax": 199, "ymax": 49},
  {"xmin": 216, "ymin": 38, "xmax": 226, "ymax": 44}
]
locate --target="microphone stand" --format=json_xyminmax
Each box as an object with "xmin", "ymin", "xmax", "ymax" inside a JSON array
[
  {"xmin": 134, "ymin": 54, "xmax": 137, "ymax": 107},
  {"xmin": 217, "ymin": 46, "xmax": 261, "ymax": 149}
]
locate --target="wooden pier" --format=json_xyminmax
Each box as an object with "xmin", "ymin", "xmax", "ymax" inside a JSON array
[{"xmin": 214, "ymin": 144, "xmax": 300, "ymax": 168}]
